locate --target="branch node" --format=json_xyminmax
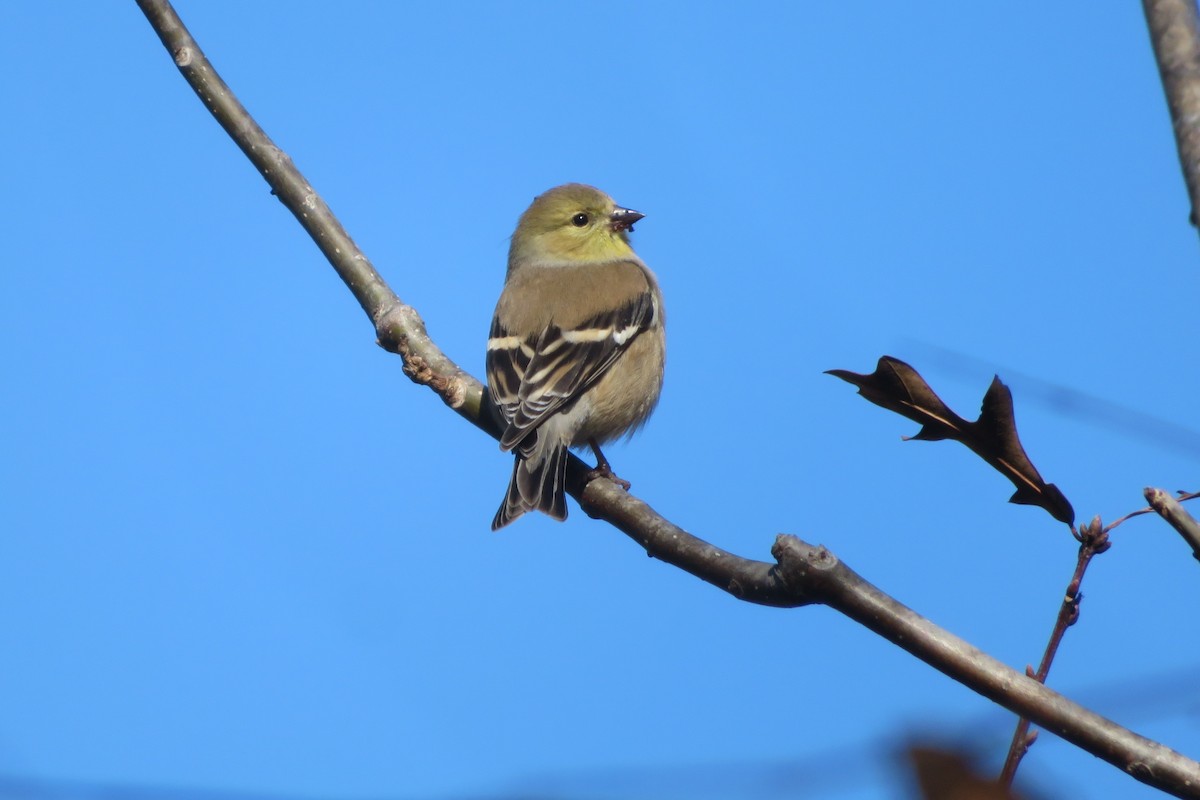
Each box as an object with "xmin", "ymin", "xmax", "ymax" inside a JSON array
[
  {"xmin": 1127, "ymin": 760, "xmax": 1152, "ymax": 781},
  {"xmin": 374, "ymin": 302, "xmax": 416, "ymax": 353},
  {"xmin": 771, "ymin": 534, "xmax": 837, "ymax": 594}
]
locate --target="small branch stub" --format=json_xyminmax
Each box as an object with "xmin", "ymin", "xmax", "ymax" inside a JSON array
[
  {"xmin": 1145, "ymin": 487, "xmax": 1200, "ymax": 561},
  {"xmin": 771, "ymin": 535, "xmax": 837, "ymax": 595}
]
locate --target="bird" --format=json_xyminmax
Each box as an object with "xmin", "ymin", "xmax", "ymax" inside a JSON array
[{"xmin": 486, "ymin": 183, "xmax": 666, "ymax": 530}]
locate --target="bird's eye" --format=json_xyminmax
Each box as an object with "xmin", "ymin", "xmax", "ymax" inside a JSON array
[{"xmin": 571, "ymin": 213, "xmax": 589, "ymax": 227}]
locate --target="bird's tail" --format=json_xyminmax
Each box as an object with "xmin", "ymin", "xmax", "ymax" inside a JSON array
[{"xmin": 492, "ymin": 440, "xmax": 568, "ymax": 530}]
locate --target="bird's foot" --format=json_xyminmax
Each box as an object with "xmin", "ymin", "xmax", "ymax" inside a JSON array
[
  {"xmin": 586, "ymin": 466, "xmax": 631, "ymax": 491},
  {"xmin": 586, "ymin": 439, "xmax": 632, "ymax": 491}
]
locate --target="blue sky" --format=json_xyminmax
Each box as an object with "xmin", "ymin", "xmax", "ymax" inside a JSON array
[{"xmin": 1, "ymin": 3, "xmax": 1197, "ymax": 799}]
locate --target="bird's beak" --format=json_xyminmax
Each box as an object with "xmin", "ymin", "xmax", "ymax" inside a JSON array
[{"xmin": 610, "ymin": 206, "xmax": 645, "ymax": 233}]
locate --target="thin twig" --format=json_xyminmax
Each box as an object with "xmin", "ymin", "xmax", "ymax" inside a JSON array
[
  {"xmin": 134, "ymin": 2, "xmax": 1200, "ymax": 795},
  {"xmin": 1106, "ymin": 490, "xmax": 1200, "ymax": 532},
  {"xmin": 998, "ymin": 517, "xmax": 1111, "ymax": 786},
  {"xmin": 996, "ymin": 492, "xmax": 1199, "ymax": 784}
]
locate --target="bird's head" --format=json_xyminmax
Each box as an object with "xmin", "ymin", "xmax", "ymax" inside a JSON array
[{"xmin": 509, "ymin": 183, "xmax": 644, "ymax": 267}]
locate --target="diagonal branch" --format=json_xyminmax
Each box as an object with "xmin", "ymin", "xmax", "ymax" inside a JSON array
[
  {"xmin": 1144, "ymin": 0, "xmax": 1200, "ymax": 235},
  {"xmin": 135, "ymin": 2, "xmax": 1200, "ymax": 795},
  {"xmin": 769, "ymin": 536, "xmax": 1198, "ymax": 798}
]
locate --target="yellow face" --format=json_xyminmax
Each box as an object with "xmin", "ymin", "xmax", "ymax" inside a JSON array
[{"xmin": 510, "ymin": 183, "xmax": 639, "ymax": 264}]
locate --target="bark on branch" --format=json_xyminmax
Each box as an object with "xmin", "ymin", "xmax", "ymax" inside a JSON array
[
  {"xmin": 135, "ymin": 1, "xmax": 1200, "ymax": 795},
  {"xmin": 1144, "ymin": 0, "xmax": 1200, "ymax": 235},
  {"xmin": 1145, "ymin": 487, "xmax": 1200, "ymax": 561}
]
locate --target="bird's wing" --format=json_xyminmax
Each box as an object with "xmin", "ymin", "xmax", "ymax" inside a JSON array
[{"xmin": 487, "ymin": 290, "xmax": 656, "ymax": 452}]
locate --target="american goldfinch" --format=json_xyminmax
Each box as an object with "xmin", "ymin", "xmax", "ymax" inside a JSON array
[{"xmin": 487, "ymin": 183, "xmax": 666, "ymax": 530}]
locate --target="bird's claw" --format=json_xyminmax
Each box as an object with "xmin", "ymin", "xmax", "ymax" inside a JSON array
[{"xmin": 586, "ymin": 465, "xmax": 631, "ymax": 491}]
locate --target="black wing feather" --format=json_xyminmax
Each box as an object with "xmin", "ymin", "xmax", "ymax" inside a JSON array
[{"xmin": 489, "ymin": 292, "xmax": 655, "ymax": 452}]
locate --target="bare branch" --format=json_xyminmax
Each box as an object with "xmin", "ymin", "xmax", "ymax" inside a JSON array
[
  {"xmin": 1146, "ymin": 487, "xmax": 1200, "ymax": 561},
  {"xmin": 998, "ymin": 518, "xmax": 1111, "ymax": 786},
  {"xmin": 769, "ymin": 535, "xmax": 1200, "ymax": 796},
  {"xmin": 135, "ymin": 2, "xmax": 1200, "ymax": 795},
  {"xmin": 134, "ymin": 0, "xmax": 485, "ymax": 429},
  {"xmin": 1144, "ymin": 0, "xmax": 1200, "ymax": 234}
]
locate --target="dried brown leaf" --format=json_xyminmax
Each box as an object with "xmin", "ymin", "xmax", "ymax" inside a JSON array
[
  {"xmin": 908, "ymin": 746, "xmax": 1023, "ymax": 800},
  {"xmin": 828, "ymin": 356, "xmax": 1075, "ymax": 525}
]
